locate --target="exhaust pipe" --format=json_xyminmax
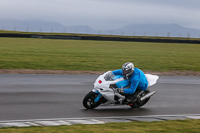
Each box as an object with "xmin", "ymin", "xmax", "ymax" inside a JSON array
[{"xmin": 140, "ymin": 91, "xmax": 155, "ymax": 101}]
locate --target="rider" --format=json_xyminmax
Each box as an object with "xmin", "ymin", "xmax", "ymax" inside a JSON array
[{"xmin": 112, "ymin": 62, "xmax": 148, "ymax": 103}]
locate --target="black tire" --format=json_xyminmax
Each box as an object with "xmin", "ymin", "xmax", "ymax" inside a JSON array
[
  {"xmin": 129, "ymin": 89, "xmax": 150, "ymax": 108},
  {"xmin": 83, "ymin": 91, "xmax": 103, "ymax": 109},
  {"xmin": 129, "ymin": 97, "xmax": 150, "ymax": 108}
]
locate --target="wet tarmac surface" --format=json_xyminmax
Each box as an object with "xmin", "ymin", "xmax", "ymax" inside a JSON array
[{"xmin": 0, "ymin": 74, "xmax": 200, "ymax": 121}]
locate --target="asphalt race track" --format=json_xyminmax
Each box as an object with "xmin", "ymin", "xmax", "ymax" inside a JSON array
[{"xmin": 0, "ymin": 74, "xmax": 200, "ymax": 121}]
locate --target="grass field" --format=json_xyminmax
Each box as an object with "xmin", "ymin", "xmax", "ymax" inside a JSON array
[
  {"xmin": 0, "ymin": 37, "xmax": 200, "ymax": 72},
  {"xmin": 0, "ymin": 119, "xmax": 200, "ymax": 133}
]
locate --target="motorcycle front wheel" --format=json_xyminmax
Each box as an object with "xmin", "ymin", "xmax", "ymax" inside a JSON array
[{"xmin": 83, "ymin": 91, "xmax": 103, "ymax": 109}]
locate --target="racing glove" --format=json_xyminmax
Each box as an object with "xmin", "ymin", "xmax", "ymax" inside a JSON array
[{"xmin": 116, "ymin": 88, "xmax": 124, "ymax": 94}]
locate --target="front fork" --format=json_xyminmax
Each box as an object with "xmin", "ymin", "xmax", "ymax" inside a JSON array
[
  {"xmin": 92, "ymin": 89, "xmax": 102, "ymax": 103},
  {"xmin": 94, "ymin": 93, "xmax": 102, "ymax": 102}
]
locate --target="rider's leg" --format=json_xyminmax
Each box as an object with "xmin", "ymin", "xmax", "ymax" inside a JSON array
[{"xmin": 126, "ymin": 89, "xmax": 144, "ymax": 103}]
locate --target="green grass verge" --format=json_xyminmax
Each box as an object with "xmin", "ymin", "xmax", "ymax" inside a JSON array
[
  {"xmin": 0, "ymin": 119, "xmax": 200, "ymax": 133},
  {"xmin": 0, "ymin": 37, "xmax": 200, "ymax": 72}
]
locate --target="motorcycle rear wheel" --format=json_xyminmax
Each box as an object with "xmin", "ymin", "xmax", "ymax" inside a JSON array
[
  {"xmin": 83, "ymin": 91, "xmax": 103, "ymax": 109},
  {"xmin": 129, "ymin": 97, "xmax": 150, "ymax": 108},
  {"xmin": 129, "ymin": 89, "xmax": 150, "ymax": 108}
]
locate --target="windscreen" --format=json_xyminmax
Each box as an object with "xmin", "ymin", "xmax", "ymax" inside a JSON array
[{"xmin": 104, "ymin": 72, "xmax": 115, "ymax": 81}]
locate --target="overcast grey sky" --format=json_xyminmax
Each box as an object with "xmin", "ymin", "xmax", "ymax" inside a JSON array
[{"xmin": 0, "ymin": 0, "xmax": 200, "ymax": 30}]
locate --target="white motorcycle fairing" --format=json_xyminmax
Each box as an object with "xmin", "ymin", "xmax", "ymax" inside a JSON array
[{"xmin": 92, "ymin": 71, "xmax": 159, "ymax": 104}]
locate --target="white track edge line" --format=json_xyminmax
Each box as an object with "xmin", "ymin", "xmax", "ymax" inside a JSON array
[{"xmin": 0, "ymin": 113, "xmax": 200, "ymax": 123}]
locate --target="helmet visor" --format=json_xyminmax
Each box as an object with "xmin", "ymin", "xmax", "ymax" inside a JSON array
[
  {"xmin": 123, "ymin": 69, "xmax": 132, "ymax": 76},
  {"xmin": 123, "ymin": 70, "xmax": 129, "ymax": 74}
]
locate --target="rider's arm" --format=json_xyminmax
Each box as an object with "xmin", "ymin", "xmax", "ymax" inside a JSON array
[
  {"xmin": 123, "ymin": 73, "xmax": 140, "ymax": 94},
  {"xmin": 112, "ymin": 69, "xmax": 123, "ymax": 75},
  {"xmin": 124, "ymin": 79, "xmax": 139, "ymax": 94}
]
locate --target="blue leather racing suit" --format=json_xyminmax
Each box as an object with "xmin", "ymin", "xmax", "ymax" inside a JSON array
[{"xmin": 113, "ymin": 68, "xmax": 148, "ymax": 94}]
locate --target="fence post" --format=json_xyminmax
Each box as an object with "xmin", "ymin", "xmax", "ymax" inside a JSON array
[
  {"xmin": 179, "ymin": 33, "xmax": 181, "ymax": 38},
  {"xmin": 167, "ymin": 32, "xmax": 170, "ymax": 37},
  {"xmin": 26, "ymin": 27, "xmax": 29, "ymax": 32},
  {"xmin": 187, "ymin": 33, "xmax": 190, "ymax": 38},
  {"xmin": 110, "ymin": 30, "xmax": 113, "ymax": 35},
  {"xmin": 74, "ymin": 29, "xmax": 77, "ymax": 33},
  {"xmin": 121, "ymin": 31, "xmax": 124, "ymax": 36},
  {"xmin": 63, "ymin": 28, "xmax": 66, "ymax": 33}
]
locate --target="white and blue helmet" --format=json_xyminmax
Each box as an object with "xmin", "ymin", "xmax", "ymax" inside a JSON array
[{"xmin": 122, "ymin": 62, "xmax": 134, "ymax": 77}]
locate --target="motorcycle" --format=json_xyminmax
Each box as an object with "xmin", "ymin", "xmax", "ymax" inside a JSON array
[{"xmin": 83, "ymin": 71, "xmax": 159, "ymax": 109}]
